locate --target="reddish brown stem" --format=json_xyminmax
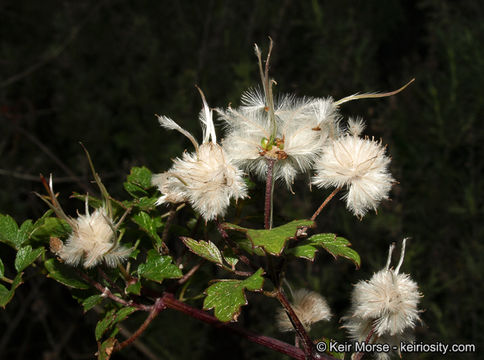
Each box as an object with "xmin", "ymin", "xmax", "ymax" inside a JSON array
[
  {"xmin": 310, "ymin": 187, "xmax": 341, "ymax": 221},
  {"xmin": 276, "ymin": 289, "xmax": 315, "ymax": 357},
  {"xmin": 264, "ymin": 158, "xmax": 276, "ymax": 229},
  {"xmin": 161, "ymin": 292, "xmax": 307, "ymax": 359},
  {"xmin": 353, "ymin": 327, "xmax": 376, "ymax": 360},
  {"xmin": 78, "ymin": 272, "xmax": 150, "ymax": 312},
  {"xmin": 178, "ymin": 262, "xmax": 202, "ymax": 285},
  {"xmin": 114, "ymin": 298, "xmax": 165, "ymax": 351}
]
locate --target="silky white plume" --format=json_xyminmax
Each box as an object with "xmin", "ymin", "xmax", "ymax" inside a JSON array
[
  {"xmin": 312, "ymin": 118, "xmax": 394, "ymax": 218},
  {"xmin": 59, "ymin": 206, "xmax": 131, "ymax": 268},
  {"xmin": 342, "ymin": 239, "xmax": 422, "ymax": 359},
  {"xmin": 217, "ymin": 89, "xmax": 341, "ymax": 188},
  {"xmin": 152, "ymin": 91, "xmax": 247, "ymax": 221}
]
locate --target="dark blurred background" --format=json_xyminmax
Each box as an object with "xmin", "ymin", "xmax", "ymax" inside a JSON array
[{"xmin": 1, "ymin": 0, "xmax": 483, "ymax": 359}]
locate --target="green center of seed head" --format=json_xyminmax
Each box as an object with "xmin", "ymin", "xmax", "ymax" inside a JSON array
[{"xmin": 260, "ymin": 136, "xmax": 284, "ymax": 151}]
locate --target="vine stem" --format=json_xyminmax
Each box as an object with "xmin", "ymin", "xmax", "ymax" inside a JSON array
[
  {"xmin": 78, "ymin": 271, "xmax": 150, "ymax": 312},
  {"xmin": 114, "ymin": 298, "xmax": 165, "ymax": 352},
  {"xmin": 276, "ymin": 289, "xmax": 315, "ymax": 358},
  {"xmin": 264, "ymin": 158, "xmax": 276, "ymax": 229},
  {"xmin": 353, "ymin": 326, "xmax": 376, "ymax": 360},
  {"xmin": 160, "ymin": 292, "xmax": 308, "ymax": 360},
  {"xmin": 310, "ymin": 187, "xmax": 341, "ymax": 221}
]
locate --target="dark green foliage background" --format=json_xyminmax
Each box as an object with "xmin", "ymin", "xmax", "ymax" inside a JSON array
[{"xmin": 1, "ymin": 0, "xmax": 482, "ymax": 359}]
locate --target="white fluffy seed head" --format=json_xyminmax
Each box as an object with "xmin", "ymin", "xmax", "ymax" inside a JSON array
[
  {"xmin": 312, "ymin": 121, "xmax": 394, "ymax": 218},
  {"xmin": 218, "ymin": 89, "xmax": 340, "ymax": 188},
  {"xmin": 342, "ymin": 241, "xmax": 422, "ymax": 359},
  {"xmin": 347, "ymin": 269, "xmax": 421, "ymax": 337},
  {"xmin": 59, "ymin": 207, "xmax": 131, "ymax": 268},
  {"xmin": 153, "ymin": 143, "xmax": 247, "ymax": 221},
  {"xmin": 153, "ymin": 94, "xmax": 248, "ymax": 221},
  {"xmin": 276, "ymin": 289, "xmax": 332, "ymax": 332}
]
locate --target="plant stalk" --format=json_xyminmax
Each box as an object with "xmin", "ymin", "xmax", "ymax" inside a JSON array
[
  {"xmin": 310, "ymin": 187, "xmax": 341, "ymax": 221},
  {"xmin": 265, "ymin": 158, "xmax": 276, "ymax": 229}
]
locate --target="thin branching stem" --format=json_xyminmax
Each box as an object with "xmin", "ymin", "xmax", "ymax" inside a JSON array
[
  {"xmin": 353, "ymin": 326, "xmax": 376, "ymax": 360},
  {"xmin": 114, "ymin": 298, "xmax": 165, "ymax": 352},
  {"xmin": 276, "ymin": 289, "xmax": 315, "ymax": 357},
  {"xmin": 78, "ymin": 271, "xmax": 150, "ymax": 311},
  {"xmin": 160, "ymin": 292, "xmax": 310, "ymax": 360},
  {"xmin": 310, "ymin": 187, "xmax": 341, "ymax": 221}
]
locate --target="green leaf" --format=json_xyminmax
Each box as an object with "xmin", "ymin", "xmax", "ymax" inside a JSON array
[
  {"xmin": 286, "ymin": 233, "xmax": 337, "ymax": 261},
  {"xmin": 0, "ymin": 215, "xmax": 31, "ymax": 249},
  {"xmin": 0, "ymin": 258, "xmax": 4, "ymax": 278},
  {"xmin": 95, "ymin": 309, "xmax": 116, "ymax": 341},
  {"xmin": 0, "ymin": 273, "xmax": 23, "ymax": 308},
  {"xmin": 14, "ymin": 245, "xmax": 44, "ymax": 272},
  {"xmin": 31, "ymin": 217, "xmax": 71, "ymax": 242},
  {"xmin": 285, "ymin": 240, "xmax": 320, "ymax": 260},
  {"xmin": 223, "ymin": 220, "xmax": 314, "ymax": 256},
  {"xmin": 138, "ymin": 250, "xmax": 182, "ymax": 282},
  {"xmin": 203, "ymin": 268, "xmax": 264, "ymax": 322},
  {"xmin": 95, "ymin": 307, "xmax": 137, "ymax": 341},
  {"xmin": 97, "ymin": 337, "xmax": 116, "ymax": 360},
  {"xmin": 132, "ymin": 212, "xmax": 163, "ymax": 248},
  {"xmin": 124, "ymin": 167, "xmax": 153, "ymax": 198},
  {"xmin": 82, "ymin": 294, "xmax": 104, "ymax": 312},
  {"xmin": 44, "ymin": 258, "xmax": 90, "ymax": 289},
  {"xmin": 307, "ymin": 234, "xmax": 361, "ymax": 268},
  {"xmin": 130, "ymin": 196, "xmax": 158, "ymax": 211},
  {"xmin": 181, "ymin": 237, "xmax": 223, "ymax": 265},
  {"xmin": 222, "ymin": 247, "xmax": 239, "ymax": 268},
  {"xmin": 127, "ymin": 166, "xmax": 153, "ymax": 189},
  {"xmin": 125, "ymin": 281, "xmax": 141, "ymax": 295}
]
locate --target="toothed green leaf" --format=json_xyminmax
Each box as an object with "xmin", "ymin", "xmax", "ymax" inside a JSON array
[
  {"xmin": 223, "ymin": 220, "xmax": 314, "ymax": 256},
  {"xmin": 181, "ymin": 237, "xmax": 223, "ymax": 265},
  {"xmin": 203, "ymin": 268, "xmax": 264, "ymax": 322},
  {"xmin": 14, "ymin": 245, "xmax": 44, "ymax": 272},
  {"xmin": 138, "ymin": 250, "xmax": 182, "ymax": 282}
]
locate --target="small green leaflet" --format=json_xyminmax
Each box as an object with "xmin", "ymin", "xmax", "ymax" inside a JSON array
[
  {"xmin": 0, "ymin": 273, "xmax": 23, "ymax": 308},
  {"xmin": 0, "ymin": 258, "xmax": 4, "ymax": 278},
  {"xmin": 223, "ymin": 220, "xmax": 314, "ymax": 256},
  {"xmin": 44, "ymin": 258, "xmax": 90, "ymax": 289},
  {"xmin": 97, "ymin": 337, "xmax": 116, "ymax": 360},
  {"xmin": 138, "ymin": 250, "xmax": 182, "ymax": 282},
  {"xmin": 0, "ymin": 215, "xmax": 33, "ymax": 249},
  {"xmin": 132, "ymin": 211, "xmax": 163, "ymax": 248},
  {"xmin": 125, "ymin": 280, "xmax": 141, "ymax": 295},
  {"xmin": 222, "ymin": 247, "xmax": 239, "ymax": 268},
  {"xmin": 95, "ymin": 306, "xmax": 137, "ymax": 341},
  {"xmin": 14, "ymin": 245, "xmax": 44, "ymax": 272},
  {"xmin": 124, "ymin": 166, "xmax": 153, "ymax": 198},
  {"xmin": 181, "ymin": 237, "xmax": 223, "ymax": 265},
  {"xmin": 287, "ymin": 233, "xmax": 360, "ymax": 268},
  {"xmin": 203, "ymin": 268, "xmax": 264, "ymax": 322},
  {"xmin": 82, "ymin": 294, "xmax": 104, "ymax": 312},
  {"xmin": 31, "ymin": 217, "xmax": 71, "ymax": 242}
]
